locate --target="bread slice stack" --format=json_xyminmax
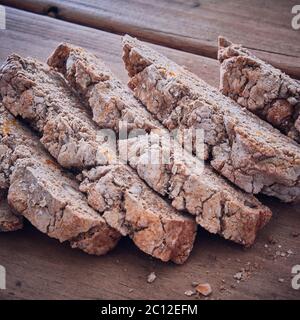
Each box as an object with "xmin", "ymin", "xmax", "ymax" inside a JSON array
[
  {"xmin": 1, "ymin": 35, "xmax": 298, "ymax": 263},
  {"xmin": 0, "ymin": 105, "xmax": 120, "ymax": 254},
  {"xmin": 0, "ymin": 54, "xmax": 196, "ymax": 264},
  {"xmin": 47, "ymin": 43, "xmax": 271, "ymax": 247}
]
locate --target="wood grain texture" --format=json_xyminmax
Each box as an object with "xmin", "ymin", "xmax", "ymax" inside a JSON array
[
  {"xmin": 1, "ymin": 0, "xmax": 300, "ymax": 79},
  {"xmin": 0, "ymin": 8, "xmax": 299, "ymax": 300}
]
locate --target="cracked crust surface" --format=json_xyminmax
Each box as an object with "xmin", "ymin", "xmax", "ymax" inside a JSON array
[
  {"xmin": 48, "ymin": 43, "xmax": 271, "ymax": 246},
  {"xmin": 8, "ymin": 157, "xmax": 120, "ymax": 255},
  {"xmin": 125, "ymin": 133, "xmax": 271, "ymax": 246},
  {"xmin": 0, "ymin": 105, "xmax": 120, "ymax": 253},
  {"xmin": 0, "ymin": 54, "xmax": 116, "ymax": 170},
  {"xmin": 0, "ymin": 55, "xmax": 197, "ymax": 263},
  {"xmin": 122, "ymin": 35, "xmax": 300, "ymax": 203},
  {"xmin": 8, "ymin": 159, "xmax": 120, "ymax": 255},
  {"xmin": 47, "ymin": 43, "xmax": 162, "ymax": 134},
  {"xmin": 0, "ymin": 104, "xmax": 48, "ymax": 190},
  {"xmin": 79, "ymin": 165, "xmax": 197, "ymax": 263},
  {"xmin": 218, "ymin": 37, "xmax": 300, "ymax": 143}
]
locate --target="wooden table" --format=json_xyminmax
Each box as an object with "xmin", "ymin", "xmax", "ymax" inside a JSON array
[{"xmin": 0, "ymin": 2, "xmax": 299, "ymax": 300}]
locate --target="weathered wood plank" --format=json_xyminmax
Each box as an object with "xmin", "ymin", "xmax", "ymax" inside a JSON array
[
  {"xmin": 0, "ymin": 8, "xmax": 299, "ymax": 300},
  {"xmin": 2, "ymin": 0, "xmax": 300, "ymax": 79}
]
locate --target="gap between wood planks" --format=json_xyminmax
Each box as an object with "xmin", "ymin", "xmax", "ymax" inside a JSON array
[{"xmin": 1, "ymin": 0, "xmax": 300, "ymax": 79}]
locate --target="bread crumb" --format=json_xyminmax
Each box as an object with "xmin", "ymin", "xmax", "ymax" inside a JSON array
[
  {"xmin": 196, "ymin": 283, "xmax": 212, "ymax": 296},
  {"xmin": 147, "ymin": 272, "xmax": 157, "ymax": 283},
  {"xmin": 234, "ymin": 272, "xmax": 243, "ymax": 281},
  {"xmin": 184, "ymin": 290, "xmax": 196, "ymax": 297}
]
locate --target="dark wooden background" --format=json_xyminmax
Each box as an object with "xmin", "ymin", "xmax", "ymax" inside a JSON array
[{"xmin": 0, "ymin": 2, "xmax": 299, "ymax": 300}]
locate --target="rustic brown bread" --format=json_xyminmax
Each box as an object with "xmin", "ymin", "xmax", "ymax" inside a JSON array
[
  {"xmin": 0, "ymin": 106, "xmax": 120, "ymax": 253},
  {"xmin": 9, "ymin": 157, "xmax": 121, "ymax": 255},
  {"xmin": 122, "ymin": 35, "xmax": 300, "ymax": 203},
  {"xmin": 79, "ymin": 165, "xmax": 197, "ymax": 262},
  {"xmin": 47, "ymin": 43, "xmax": 272, "ymax": 246},
  {"xmin": 218, "ymin": 37, "xmax": 300, "ymax": 143},
  {"xmin": 0, "ymin": 55, "xmax": 197, "ymax": 264}
]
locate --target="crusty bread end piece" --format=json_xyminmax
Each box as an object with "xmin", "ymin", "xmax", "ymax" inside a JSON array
[
  {"xmin": 8, "ymin": 157, "xmax": 121, "ymax": 255},
  {"xmin": 218, "ymin": 36, "xmax": 300, "ymax": 143},
  {"xmin": 79, "ymin": 165, "xmax": 197, "ymax": 263}
]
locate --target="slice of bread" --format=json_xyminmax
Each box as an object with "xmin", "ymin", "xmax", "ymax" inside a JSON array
[{"xmin": 218, "ymin": 36, "xmax": 300, "ymax": 143}]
